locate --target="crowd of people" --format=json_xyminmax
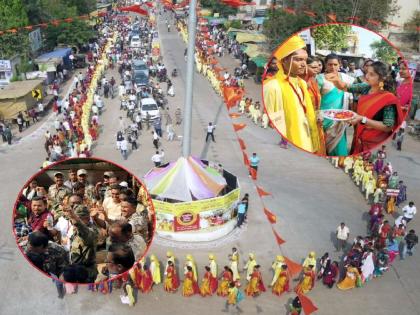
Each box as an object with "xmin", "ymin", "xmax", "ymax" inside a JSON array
[
  {"xmin": 14, "ymin": 162, "xmax": 154, "ymax": 295},
  {"xmin": 263, "ymin": 33, "xmax": 413, "ymax": 156}
]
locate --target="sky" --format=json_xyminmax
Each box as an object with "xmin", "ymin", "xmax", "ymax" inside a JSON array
[{"xmin": 351, "ymin": 25, "xmax": 385, "ymax": 58}]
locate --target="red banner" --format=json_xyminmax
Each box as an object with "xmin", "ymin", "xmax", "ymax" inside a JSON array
[
  {"xmin": 233, "ymin": 123, "xmax": 246, "ymax": 132},
  {"xmin": 257, "ymin": 186, "xmax": 271, "ymax": 197},
  {"xmin": 284, "ymin": 256, "xmax": 302, "ymax": 277}
]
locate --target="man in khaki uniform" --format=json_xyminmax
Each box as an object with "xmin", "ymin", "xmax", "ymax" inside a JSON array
[
  {"xmin": 48, "ymin": 172, "xmax": 71, "ymax": 212},
  {"xmin": 65, "ymin": 204, "xmax": 98, "ymax": 283}
]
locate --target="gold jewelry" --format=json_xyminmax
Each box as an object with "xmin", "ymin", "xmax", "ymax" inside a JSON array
[{"xmin": 379, "ymin": 81, "xmax": 384, "ymax": 90}]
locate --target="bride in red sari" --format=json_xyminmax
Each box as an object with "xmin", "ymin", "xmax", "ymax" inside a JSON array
[{"xmin": 325, "ymin": 61, "xmax": 404, "ymax": 154}]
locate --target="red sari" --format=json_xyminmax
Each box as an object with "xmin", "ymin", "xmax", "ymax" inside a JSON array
[
  {"xmin": 210, "ymin": 274, "xmax": 218, "ymax": 294},
  {"xmin": 140, "ymin": 269, "xmax": 153, "ymax": 293},
  {"xmin": 352, "ymin": 92, "xmax": 403, "ymax": 154},
  {"xmin": 164, "ymin": 266, "xmax": 180, "ymax": 292}
]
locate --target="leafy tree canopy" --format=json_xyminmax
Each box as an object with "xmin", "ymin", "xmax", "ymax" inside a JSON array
[
  {"xmin": 370, "ymin": 39, "xmax": 398, "ymax": 64},
  {"xmin": 312, "ymin": 24, "xmax": 352, "ymax": 52}
]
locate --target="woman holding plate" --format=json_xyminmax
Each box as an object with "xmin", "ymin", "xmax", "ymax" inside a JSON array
[{"xmin": 325, "ymin": 61, "xmax": 404, "ymax": 155}]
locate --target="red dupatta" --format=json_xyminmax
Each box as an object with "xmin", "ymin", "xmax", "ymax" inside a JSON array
[{"xmin": 352, "ymin": 91, "xmax": 403, "ymax": 154}]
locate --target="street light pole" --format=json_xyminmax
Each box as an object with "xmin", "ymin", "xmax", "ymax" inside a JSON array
[{"xmin": 182, "ymin": 0, "xmax": 197, "ymax": 157}]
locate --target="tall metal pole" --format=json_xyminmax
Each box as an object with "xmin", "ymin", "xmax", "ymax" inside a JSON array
[{"xmin": 182, "ymin": 0, "xmax": 198, "ymax": 157}]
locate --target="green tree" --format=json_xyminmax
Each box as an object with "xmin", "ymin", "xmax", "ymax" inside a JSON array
[
  {"xmin": 0, "ymin": 0, "xmax": 30, "ymax": 59},
  {"xmin": 263, "ymin": 0, "xmax": 400, "ymax": 49},
  {"xmin": 370, "ymin": 39, "xmax": 398, "ymax": 64},
  {"xmin": 404, "ymin": 10, "xmax": 420, "ymax": 52},
  {"xmin": 263, "ymin": 9, "xmax": 312, "ymax": 50},
  {"xmin": 312, "ymin": 24, "xmax": 352, "ymax": 52},
  {"xmin": 68, "ymin": 0, "xmax": 96, "ymax": 15},
  {"xmin": 200, "ymin": 0, "xmax": 238, "ymax": 18},
  {"xmin": 43, "ymin": 19, "xmax": 95, "ymax": 51}
]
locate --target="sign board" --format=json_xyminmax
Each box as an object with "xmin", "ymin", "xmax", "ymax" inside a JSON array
[
  {"xmin": 386, "ymin": 189, "xmax": 400, "ymax": 197},
  {"xmin": 32, "ymin": 89, "xmax": 42, "ymax": 100},
  {"xmin": 29, "ymin": 28, "xmax": 42, "ymax": 53},
  {"xmin": 174, "ymin": 212, "xmax": 200, "ymax": 232},
  {"xmin": 0, "ymin": 60, "xmax": 12, "ymax": 72}
]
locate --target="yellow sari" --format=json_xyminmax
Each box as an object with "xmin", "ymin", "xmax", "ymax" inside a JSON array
[
  {"xmin": 200, "ymin": 271, "xmax": 212, "ymax": 297},
  {"xmin": 337, "ymin": 266, "xmax": 360, "ymax": 290},
  {"xmin": 295, "ymin": 269, "xmax": 315, "ymax": 294},
  {"xmin": 227, "ymin": 287, "xmax": 238, "ymax": 305},
  {"xmin": 272, "ymin": 271, "xmax": 289, "ymax": 296}
]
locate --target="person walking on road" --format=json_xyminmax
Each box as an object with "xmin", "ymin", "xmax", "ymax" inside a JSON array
[
  {"xmin": 236, "ymin": 201, "xmax": 246, "ymax": 228},
  {"xmin": 151, "ymin": 150, "xmax": 165, "ymax": 167},
  {"xmin": 120, "ymin": 137, "xmax": 128, "ymax": 160},
  {"xmin": 4, "ymin": 125, "xmax": 12, "ymax": 145},
  {"xmin": 336, "ymin": 222, "xmax": 350, "ymax": 252},
  {"xmin": 402, "ymin": 202, "xmax": 416, "ymax": 223},
  {"xmin": 175, "ymin": 108, "xmax": 182, "ymax": 125},
  {"xmin": 152, "ymin": 131, "xmax": 161, "ymax": 149},
  {"xmin": 402, "ymin": 229, "xmax": 418, "ymax": 259},
  {"xmin": 249, "ymin": 153, "xmax": 260, "ymax": 179},
  {"xmin": 205, "ymin": 122, "xmax": 216, "ymax": 142}
]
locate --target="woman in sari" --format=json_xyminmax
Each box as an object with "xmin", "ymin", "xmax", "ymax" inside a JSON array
[
  {"xmin": 217, "ymin": 266, "xmax": 234, "ymax": 297},
  {"xmin": 295, "ymin": 265, "xmax": 315, "ymax": 294},
  {"xmin": 272, "ymin": 264, "xmax": 289, "ymax": 296},
  {"xmin": 317, "ymin": 54, "xmax": 355, "ymax": 156},
  {"xmin": 361, "ymin": 250, "xmax": 375, "ymax": 283},
  {"xmin": 139, "ymin": 264, "xmax": 153, "ymax": 293},
  {"xmin": 164, "ymin": 261, "xmax": 179, "ymax": 293},
  {"xmin": 200, "ymin": 266, "xmax": 212, "ymax": 297},
  {"xmin": 245, "ymin": 265, "xmax": 266, "ymax": 297},
  {"xmin": 182, "ymin": 266, "xmax": 199, "ymax": 297},
  {"xmin": 322, "ymin": 261, "xmax": 339, "ymax": 288},
  {"xmin": 337, "ymin": 263, "xmax": 361, "ymax": 290},
  {"xmin": 396, "ymin": 61, "xmax": 413, "ymax": 112},
  {"xmin": 325, "ymin": 61, "xmax": 404, "ymax": 155},
  {"xmin": 373, "ymin": 250, "xmax": 389, "ymax": 277},
  {"xmin": 301, "ymin": 56, "xmax": 327, "ymax": 154}
]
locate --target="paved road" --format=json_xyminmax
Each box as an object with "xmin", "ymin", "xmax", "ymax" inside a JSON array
[{"xmin": 0, "ymin": 14, "xmax": 419, "ymax": 315}]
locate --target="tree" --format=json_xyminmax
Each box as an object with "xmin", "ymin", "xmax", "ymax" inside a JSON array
[
  {"xmin": 67, "ymin": 0, "xmax": 96, "ymax": 15},
  {"xmin": 263, "ymin": 9, "xmax": 312, "ymax": 50},
  {"xmin": 0, "ymin": 0, "xmax": 30, "ymax": 59},
  {"xmin": 43, "ymin": 19, "xmax": 96, "ymax": 51},
  {"xmin": 404, "ymin": 10, "xmax": 420, "ymax": 52},
  {"xmin": 370, "ymin": 39, "xmax": 398, "ymax": 64},
  {"xmin": 312, "ymin": 24, "xmax": 352, "ymax": 52},
  {"xmin": 263, "ymin": 0, "xmax": 401, "ymax": 50},
  {"xmin": 200, "ymin": 0, "xmax": 238, "ymax": 18}
]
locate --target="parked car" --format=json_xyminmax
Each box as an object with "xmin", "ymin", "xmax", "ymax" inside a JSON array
[
  {"xmin": 140, "ymin": 98, "xmax": 160, "ymax": 121},
  {"xmin": 134, "ymin": 72, "xmax": 149, "ymax": 87}
]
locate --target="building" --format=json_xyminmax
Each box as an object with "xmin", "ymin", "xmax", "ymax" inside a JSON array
[
  {"xmin": 0, "ymin": 79, "xmax": 44, "ymax": 121},
  {"xmin": 0, "ymin": 56, "xmax": 21, "ymax": 86}
]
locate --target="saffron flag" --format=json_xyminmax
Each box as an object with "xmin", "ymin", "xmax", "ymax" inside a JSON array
[
  {"xmin": 229, "ymin": 113, "xmax": 242, "ymax": 118},
  {"xmin": 327, "ymin": 13, "xmax": 337, "ymax": 22},
  {"xmin": 256, "ymin": 186, "xmax": 271, "ymax": 197},
  {"xmin": 284, "ymin": 256, "xmax": 302, "ymax": 278},
  {"xmin": 233, "ymin": 123, "xmax": 246, "ymax": 132},
  {"xmin": 297, "ymin": 293, "xmax": 318, "ymax": 315},
  {"xmin": 272, "ymin": 227, "xmax": 285, "ymax": 245},
  {"xmin": 303, "ymin": 10, "xmax": 316, "ymax": 17},
  {"xmin": 367, "ymin": 19, "xmax": 381, "ymax": 26},
  {"xmin": 243, "ymin": 151, "xmax": 250, "ymax": 166},
  {"xmin": 238, "ymin": 138, "xmax": 246, "ymax": 150},
  {"xmin": 264, "ymin": 208, "xmax": 277, "ymax": 224},
  {"xmin": 119, "ymin": 5, "xmax": 148, "ymax": 16}
]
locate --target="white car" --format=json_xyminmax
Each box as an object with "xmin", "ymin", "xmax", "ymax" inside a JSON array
[
  {"xmin": 140, "ymin": 98, "xmax": 160, "ymax": 121},
  {"xmin": 130, "ymin": 35, "xmax": 141, "ymax": 48}
]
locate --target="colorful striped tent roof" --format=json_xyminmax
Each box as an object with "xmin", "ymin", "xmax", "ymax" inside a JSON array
[{"xmin": 144, "ymin": 156, "xmax": 227, "ymax": 202}]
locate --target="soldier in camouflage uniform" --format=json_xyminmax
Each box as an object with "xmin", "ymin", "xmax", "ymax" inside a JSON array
[
  {"xmin": 23, "ymin": 230, "xmax": 69, "ymax": 278},
  {"xmin": 76, "ymin": 169, "xmax": 96, "ymax": 204},
  {"xmin": 65, "ymin": 204, "xmax": 99, "ymax": 283},
  {"xmin": 48, "ymin": 172, "xmax": 71, "ymax": 216}
]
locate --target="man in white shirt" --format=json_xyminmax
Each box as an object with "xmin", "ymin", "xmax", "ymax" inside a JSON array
[
  {"xmin": 205, "ymin": 122, "xmax": 216, "ymax": 142},
  {"xmin": 403, "ymin": 202, "xmax": 417, "ymax": 223},
  {"xmin": 120, "ymin": 137, "xmax": 128, "ymax": 160},
  {"xmin": 102, "ymin": 184, "xmax": 122, "ymax": 221},
  {"xmin": 336, "ymin": 222, "xmax": 350, "ymax": 251},
  {"xmin": 151, "ymin": 149, "xmax": 164, "ymax": 167}
]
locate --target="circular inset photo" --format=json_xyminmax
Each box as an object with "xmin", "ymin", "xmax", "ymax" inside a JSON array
[
  {"xmin": 13, "ymin": 157, "xmax": 155, "ymax": 284},
  {"xmin": 263, "ymin": 23, "xmax": 412, "ymax": 157}
]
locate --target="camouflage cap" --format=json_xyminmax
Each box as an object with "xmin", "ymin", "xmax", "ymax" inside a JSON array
[{"xmin": 73, "ymin": 205, "xmax": 90, "ymax": 218}]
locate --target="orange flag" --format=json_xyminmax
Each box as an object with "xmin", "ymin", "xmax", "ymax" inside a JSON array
[
  {"xmin": 368, "ymin": 19, "xmax": 382, "ymax": 27},
  {"xmin": 238, "ymin": 138, "xmax": 246, "ymax": 150},
  {"xmin": 249, "ymin": 166, "xmax": 257, "ymax": 180},
  {"xmin": 297, "ymin": 293, "xmax": 318, "ymax": 315},
  {"xmin": 229, "ymin": 113, "xmax": 241, "ymax": 119},
  {"xmin": 283, "ymin": 7, "xmax": 296, "ymax": 15},
  {"xmin": 64, "ymin": 18, "xmax": 73, "ymax": 23},
  {"xmin": 256, "ymin": 186, "xmax": 271, "ymax": 197},
  {"xmin": 284, "ymin": 256, "xmax": 302, "ymax": 278},
  {"xmin": 272, "ymin": 227, "xmax": 285, "ymax": 245},
  {"xmin": 243, "ymin": 151, "xmax": 250, "ymax": 166},
  {"xmin": 264, "ymin": 208, "xmax": 277, "ymax": 224},
  {"xmin": 303, "ymin": 10, "xmax": 316, "ymax": 17},
  {"xmin": 24, "ymin": 26, "xmax": 33, "ymax": 30},
  {"xmin": 326, "ymin": 13, "xmax": 336, "ymax": 22},
  {"xmin": 388, "ymin": 22, "xmax": 400, "ymax": 28},
  {"xmin": 233, "ymin": 123, "xmax": 246, "ymax": 132}
]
